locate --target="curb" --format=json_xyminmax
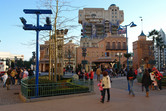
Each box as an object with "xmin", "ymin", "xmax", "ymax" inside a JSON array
[{"xmin": 19, "ymin": 91, "xmax": 95, "ymax": 103}]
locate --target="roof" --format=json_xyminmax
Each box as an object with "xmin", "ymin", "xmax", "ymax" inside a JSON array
[
  {"xmin": 110, "ymin": 4, "xmax": 116, "ymax": 6},
  {"xmin": 139, "ymin": 31, "xmax": 146, "ymax": 36}
]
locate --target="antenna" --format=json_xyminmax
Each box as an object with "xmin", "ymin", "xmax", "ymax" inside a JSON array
[{"xmin": 139, "ymin": 16, "xmax": 143, "ymax": 31}]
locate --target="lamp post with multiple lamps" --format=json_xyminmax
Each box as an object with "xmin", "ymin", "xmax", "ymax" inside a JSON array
[
  {"xmin": 118, "ymin": 22, "xmax": 137, "ymax": 71},
  {"xmin": 20, "ymin": 9, "xmax": 52, "ymax": 97}
]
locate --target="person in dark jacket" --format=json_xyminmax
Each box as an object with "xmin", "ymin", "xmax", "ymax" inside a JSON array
[
  {"xmin": 28, "ymin": 68, "xmax": 34, "ymax": 77},
  {"xmin": 142, "ymin": 69, "xmax": 152, "ymax": 97},
  {"xmin": 127, "ymin": 67, "xmax": 136, "ymax": 96}
]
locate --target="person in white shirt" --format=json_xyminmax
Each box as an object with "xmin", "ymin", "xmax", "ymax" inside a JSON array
[{"xmin": 2, "ymin": 72, "xmax": 8, "ymax": 87}]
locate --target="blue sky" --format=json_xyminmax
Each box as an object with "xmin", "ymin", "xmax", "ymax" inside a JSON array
[{"xmin": 0, "ymin": 0, "xmax": 166, "ymax": 60}]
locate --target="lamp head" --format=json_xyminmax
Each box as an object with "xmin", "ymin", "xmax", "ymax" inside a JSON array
[
  {"xmin": 46, "ymin": 17, "xmax": 51, "ymax": 25},
  {"xmin": 130, "ymin": 22, "xmax": 137, "ymax": 27},
  {"xmin": 117, "ymin": 26, "xmax": 123, "ymax": 31},
  {"xmin": 20, "ymin": 17, "xmax": 27, "ymax": 25}
]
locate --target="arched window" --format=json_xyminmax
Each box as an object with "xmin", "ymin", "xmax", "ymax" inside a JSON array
[
  {"xmin": 106, "ymin": 42, "xmax": 110, "ymax": 49},
  {"xmin": 118, "ymin": 42, "xmax": 121, "ymax": 49},
  {"xmin": 112, "ymin": 42, "xmax": 116, "ymax": 49},
  {"xmin": 123, "ymin": 42, "xmax": 126, "ymax": 49}
]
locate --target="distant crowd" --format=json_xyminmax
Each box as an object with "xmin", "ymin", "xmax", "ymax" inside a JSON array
[{"xmin": 0, "ymin": 67, "xmax": 34, "ymax": 90}]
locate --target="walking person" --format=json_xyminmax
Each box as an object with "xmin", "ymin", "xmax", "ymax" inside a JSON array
[
  {"xmin": 96, "ymin": 67, "xmax": 101, "ymax": 81},
  {"xmin": 6, "ymin": 76, "xmax": 11, "ymax": 90},
  {"xmin": 101, "ymin": 71, "xmax": 111, "ymax": 103},
  {"xmin": 142, "ymin": 69, "xmax": 152, "ymax": 97},
  {"xmin": 89, "ymin": 69, "xmax": 94, "ymax": 81},
  {"xmin": 2, "ymin": 72, "xmax": 8, "ymax": 87},
  {"xmin": 127, "ymin": 67, "xmax": 136, "ymax": 97},
  {"xmin": 23, "ymin": 68, "xmax": 29, "ymax": 79},
  {"xmin": 150, "ymin": 69, "xmax": 157, "ymax": 90},
  {"xmin": 155, "ymin": 70, "xmax": 163, "ymax": 90},
  {"xmin": 10, "ymin": 69, "xmax": 17, "ymax": 85},
  {"xmin": 152, "ymin": 67, "xmax": 163, "ymax": 90}
]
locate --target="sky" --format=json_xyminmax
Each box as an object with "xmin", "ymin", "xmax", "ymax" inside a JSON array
[{"xmin": 0, "ymin": 0, "xmax": 166, "ymax": 60}]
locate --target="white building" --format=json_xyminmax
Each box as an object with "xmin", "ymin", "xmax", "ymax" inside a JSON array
[
  {"xmin": 0, "ymin": 52, "xmax": 24, "ymax": 61},
  {"xmin": 154, "ymin": 29, "xmax": 166, "ymax": 70}
]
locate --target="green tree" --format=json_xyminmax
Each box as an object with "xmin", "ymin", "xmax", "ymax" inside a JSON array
[{"xmin": 16, "ymin": 59, "xmax": 24, "ymax": 68}]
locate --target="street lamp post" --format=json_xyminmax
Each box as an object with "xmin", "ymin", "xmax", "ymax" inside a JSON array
[
  {"xmin": 118, "ymin": 22, "xmax": 137, "ymax": 71},
  {"xmin": 20, "ymin": 9, "xmax": 52, "ymax": 97},
  {"xmin": 68, "ymin": 49, "xmax": 71, "ymax": 72},
  {"xmin": 116, "ymin": 52, "xmax": 122, "ymax": 72},
  {"xmin": 82, "ymin": 47, "xmax": 87, "ymax": 70}
]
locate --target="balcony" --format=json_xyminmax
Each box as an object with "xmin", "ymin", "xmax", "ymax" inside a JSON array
[{"xmin": 106, "ymin": 46, "xmax": 127, "ymax": 51}]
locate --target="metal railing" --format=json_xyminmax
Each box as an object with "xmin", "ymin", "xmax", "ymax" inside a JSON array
[{"xmin": 21, "ymin": 78, "xmax": 94, "ymax": 99}]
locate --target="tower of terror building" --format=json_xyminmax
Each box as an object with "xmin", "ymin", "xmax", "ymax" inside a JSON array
[
  {"xmin": 79, "ymin": 4, "xmax": 124, "ymax": 39},
  {"xmin": 77, "ymin": 4, "xmax": 127, "ymax": 71}
]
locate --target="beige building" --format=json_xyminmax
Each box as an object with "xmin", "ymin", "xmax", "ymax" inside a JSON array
[
  {"xmin": 0, "ymin": 52, "xmax": 24, "ymax": 60},
  {"xmin": 39, "ymin": 40, "xmax": 78, "ymax": 72},
  {"xmin": 40, "ymin": 41, "xmax": 49, "ymax": 72},
  {"xmin": 79, "ymin": 4, "xmax": 124, "ymax": 38},
  {"xmin": 64, "ymin": 40, "xmax": 79, "ymax": 71},
  {"xmin": 76, "ymin": 35, "xmax": 127, "ymax": 71}
]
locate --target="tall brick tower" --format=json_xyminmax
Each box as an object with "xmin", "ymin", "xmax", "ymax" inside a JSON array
[{"xmin": 133, "ymin": 31, "xmax": 154, "ymax": 69}]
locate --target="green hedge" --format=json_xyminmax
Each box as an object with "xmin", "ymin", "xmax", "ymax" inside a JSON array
[
  {"xmin": 162, "ymin": 76, "xmax": 166, "ymax": 86},
  {"xmin": 26, "ymin": 83, "xmax": 89, "ymax": 98},
  {"xmin": 22, "ymin": 76, "xmax": 90, "ymax": 98},
  {"xmin": 25, "ymin": 76, "xmax": 72, "ymax": 84}
]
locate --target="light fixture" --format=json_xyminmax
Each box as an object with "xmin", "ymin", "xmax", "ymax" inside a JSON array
[
  {"xmin": 117, "ymin": 26, "xmax": 123, "ymax": 31},
  {"xmin": 130, "ymin": 22, "xmax": 137, "ymax": 27},
  {"xmin": 46, "ymin": 17, "xmax": 51, "ymax": 25},
  {"xmin": 20, "ymin": 17, "xmax": 27, "ymax": 25}
]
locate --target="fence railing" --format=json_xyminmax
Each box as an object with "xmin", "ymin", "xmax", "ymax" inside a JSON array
[{"xmin": 21, "ymin": 78, "xmax": 94, "ymax": 99}]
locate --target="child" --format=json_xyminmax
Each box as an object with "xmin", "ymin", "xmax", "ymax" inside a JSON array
[
  {"xmin": 84, "ymin": 71, "xmax": 89, "ymax": 80},
  {"xmin": 98, "ymin": 79, "xmax": 103, "ymax": 102}
]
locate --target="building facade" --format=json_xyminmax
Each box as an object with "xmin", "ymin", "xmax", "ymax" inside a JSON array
[
  {"xmin": 0, "ymin": 52, "xmax": 24, "ymax": 60},
  {"xmin": 133, "ymin": 31, "xmax": 154, "ymax": 69},
  {"xmin": 154, "ymin": 29, "xmax": 166, "ymax": 70},
  {"xmin": 76, "ymin": 35, "xmax": 127, "ymax": 71},
  {"xmin": 64, "ymin": 40, "xmax": 79, "ymax": 71},
  {"xmin": 79, "ymin": 4, "xmax": 124, "ymax": 39},
  {"xmin": 40, "ymin": 40, "xmax": 78, "ymax": 72},
  {"xmin": 77, "ymin": 4, "xmax": 128, "ymax": 71}
]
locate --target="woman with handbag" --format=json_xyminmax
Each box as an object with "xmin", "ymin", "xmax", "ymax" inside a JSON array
[{"xmin": 101, "ymin": 70, "xmax": 111, "ymax": 103}]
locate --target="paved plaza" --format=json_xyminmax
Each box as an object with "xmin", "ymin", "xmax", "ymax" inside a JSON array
[{"xmin": 0, "ymin": 75, "xmax": 166, "ymax": 111}]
